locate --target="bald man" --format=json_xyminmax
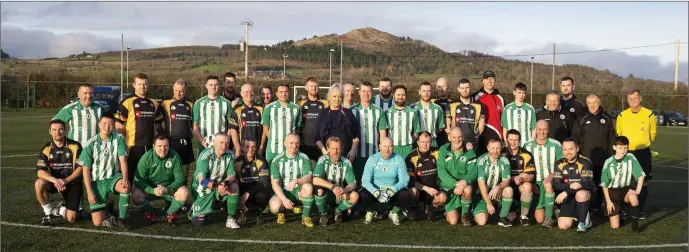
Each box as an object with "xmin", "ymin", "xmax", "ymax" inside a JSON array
[
  {"xmin": 432, "ymin": 77, "xmax": 454, "ymax": 147},
  {"xmin": 523, "ymin": 120, "xmax": 563, "ymax": 227},
  {"xmin": 232, "ymin": 84, "xmax": 265, "ymax": 151},
  {"xmin": 342, "ymin": 83, "xmax": 356, "ymax": 109},
  {"xmin": 437, "ymin": 127, "xmax": 477, "ymax": 226}
]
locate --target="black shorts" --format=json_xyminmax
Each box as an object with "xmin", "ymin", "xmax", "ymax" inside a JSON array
[
  {"xmin": 417, "ymin": 186, "xmax": 443, "ymax": 204},
  {"xmin": 556, "ymin": 190, "xmax": 590, "ymax": 220},
  {"xmin": 48, "ymin": 181, "xmax": 83, "ymax": 211},
  {"xmin": 127, "ymin": 145, "xmax": 151, "ymax": 181},
  {"xmin": 300, "ymin": 145, "xmax": 322, "ymax": 161},
  {"xmin": 630, "ymin": 148, "xmax": 652, "ymax": 180},
  {"xmin": 604, "ymin": 187, "xmax": 631, "ymax": 216},
  {"xmin": 170, "ymin": 138, "xmax": 195, "ymax": 165}
]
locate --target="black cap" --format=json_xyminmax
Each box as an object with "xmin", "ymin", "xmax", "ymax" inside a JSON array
[{"xmin": 482, "ymin": 71, "xmax": 496, "ymax": 79}]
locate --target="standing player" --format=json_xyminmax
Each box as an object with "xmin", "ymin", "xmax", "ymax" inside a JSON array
[
  {"xmin": 601, "ymin": 136, "xmax": 645, "ymax": 232},
  {"xmin": 536, "ymin": 91, "xmax": 572, "ymax": 143},
  {"xmin": 313, "ymin": 137, "xmax": 359, "ymax": 225},
  {"xmin": 298, "ymin": 77, "xmax": 328, "ymax": 161},
  {"xmin": 115, "ymin": 73, "xmax": 162, "ymax": 183},
  {"xmin": 411, "ymin": 81, "xmax": 446, "ymax": 148},
  {"xmin": 559, "ymin": 77, "xmax": 586, "ymax": 120},
  {"xmin": 190, "ymin": 133, "xmax": 241, "ymax": 228},
  {"xmin": 350, "ymin": 81, "xmax": 388, "ymax": 184},
  {"xmin": 53, "ymin": 83, "xmax": 105, "ymax": 146},
  {"xmin": 261, "ymin": 84, "xmax": 303, "ymax": 164},
  {"xmin": 268, "ymin": 133, "xmax": 315, "ymax": 227},
  {"xmin": 159, "ymin": 79, "xmax": 195, "ymax": 184},
  {"xmin": 259, "ymin": 86, "xmax": 274, "ymax": 106},
  {"xmin": 35, "ymin": 119, "xmax": 83, "ymax": 225},
  {"xmin": 473, "ymin": 139, "xmax": 514, "ymax": 227},
  {"xmin": 405, "ymin": 132, "xmax": 446, "ymax": 221},
  {"xmin": 450, "ymin": 79, "xmax": 485, "ymax": 150},
  {"xmin": 616, "ymin": 89, "xmax": 656, "ymax": 219},
  {"xmin": 235, "ymin": 137, "xmax": 271, "ymax": 225},
  {"xmin": 432, "ymin": 77, "xmax": 453, "ymax": 148},
  {"xmin": 193, "ymin": 75, "xmax": 241, "ymax": 155},
  {"xmin": 501, "ymin": 83, "xmax": 536, "ymax": 146},
  {"xmin": 523, "ymin": 120, "xmax": 563, "ymax": 227},
  {"xmin": 501, "ymin": 129, "xmax": 536, "ymax": 225},
  {"xmin": 131, "ymin": 135, "xmax": 189, "ymax": 226},
  {"xmin": 79, "ymin": 113, "xmax": 130, "ymax": 228},
  {"xmin": 222, "ymin": 72, "xmax": 241, "ymax": 107},
  {"xmin": 342, "ymin": 82, "xmax": 356, "ymax": 109},
  {"xmin": 359, "ymin": 137, "xmax": 412, "ymax": 225},
  {"xmin": 472, "ymin": 71, "xmax": 505, "ymax": 155},
  {"xmin": 233, "ymin": 84, "xmax": 265, "ymax": 152},
  {"xmin": 552, "ymin": 138, "xmax": 594, "ymax": 232},
  {"xmin": 373, "ymin": 77, "xmax": 394, "ymax": 111},
  {"xmin": 437, "ymin": 127, "xmax": 477, "ymax": 226},
  {"xmin": 386, "ymin": 85, "xmax": 421, "ymax": 159}
]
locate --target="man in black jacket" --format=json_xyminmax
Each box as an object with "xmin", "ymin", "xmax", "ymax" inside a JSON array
[
  {"xmin": 536, "ymin": 91, "xmax": 572, "ymax": 143},
  {"xmin": 571, "ymin": 93, "xmax": 615, "ymax": 212},
  {"xmin": 559, "ymin": 77, "xmax": 586, "ymax": 120}
]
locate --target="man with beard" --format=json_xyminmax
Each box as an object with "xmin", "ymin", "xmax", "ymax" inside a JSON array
[
  {"xmin": 432, "ymin": 77, "xmax": 453, "ymax": 147},
  {"xmin": 450, "ymin": 79, "xmax": 485, "ymax": 151},
  {"xmin": 385, "ymin": 85, "xmax": 421, "ymax": 159},
  {"xmin": 373, "ymin": 77, "xmax": 394, "ymax": 111},
  {"xmin": 552, "ymin": 138, "xmax": 594, "ymax": 232},
  {"xmin": 472, "ymin": 71, "xmax": 505, "ymax": 155},
  {"xmin": 559, "ymin": 77, "xmax": 586, "ymax": 120},
  {"xmin": 222, "ymin": 72, "xmax": 241, "ymax": 107},
  {"xmin": 259, "ymin": 86, "xmax": 274, "ymax": 106},
  {"xmin": 411, "ymin": 81, "xmax": 446, "ymax": 148}
]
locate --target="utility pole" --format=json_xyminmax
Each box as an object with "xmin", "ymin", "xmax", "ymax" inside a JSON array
[
  {"xmin": 282, "ymin": 54, "xmax": 288, "ymax": 79},
  {"xmin": 530, "ymin": 56, "xmax": 535, "ymax": 104},
  {"xmin": 551, "ymin": 44, "xmax": 556, "ymax": 90},
  {"xmin": 120, "ymin": 34, "xmax": 124, "ymax": 99},
  {"xmin": 243, "ymin": 20, "xmax": 253, "ymax": 80},
  {"xmin": 340, "ymin": 39, "xmax": 343, "ymax": 84},
  {"xmin": 329, "ymin": 49, "xmax": 335, "ymax": 85},
  {"xmin": 126, "ymin": 46, "xmax": 131, "ymax": 92},
  {"xmin": 675, "ymin": 39, "xmax": 680, "ymax": 91}
]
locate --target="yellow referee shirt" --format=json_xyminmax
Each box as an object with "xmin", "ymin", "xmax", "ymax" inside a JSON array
[{"xmin": 616, "ymin": 107, "xmax": 656, "ymax": 151}]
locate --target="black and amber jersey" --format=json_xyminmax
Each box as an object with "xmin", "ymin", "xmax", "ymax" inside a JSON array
[
  {"xmin": 160, "ymin": 98, "xmax": 194, "ymax": 140},
  {"xmin": 501, "ymin": 147, "xmax": 536, "ymax": 176},
  {"xmin": 552, "ymin": 155, "xmax": 595, "ymax": 192},
  {"xmin": 298, "ymin": 97, "xmax": 328, "ymax": 145},
  {"xmin": 235, "ymin": 156, "xmax": 270, "ymax": 187},
  {"xmin": 116, "ymin": 94, "xmax": 163, "ymax": 147},
  {"xmin": 36, "ymin": 138, "xmax": 82, "ymax": 179},
  {"xmin": 432, "ymin": 97, "xmax": 454, "ymax": 118},
  {"xmin": 232, "ymin": 103, "xmax": 264, "ymax": 147},
  {"xmin": 405, "ymin": 149, "xmax": 440, "ymax": 188},
  {"xmin": 450, "ymin": 101, "xmax": 484, "ymax": 142}
]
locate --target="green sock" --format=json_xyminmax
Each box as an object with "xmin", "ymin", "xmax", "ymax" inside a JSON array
[
  {"xmin": 300, "ymin": 196, "xmax": 313, "ymax": 218},
  {"xmin": 545, "ymin": 193, "xmax": 555, "ymax": 219},
  {"xmin": 391, "ymin": 206, "xmax": 400, "ymax": 214},
  {"xmin": 336, "ymin": 200, "xmax": 354, "ymax": 213},
  {"xmin": 500, "ymin": 198, "xmax": 512, "ymax": 218},
  {"xmin": 167, "ymin": 199, "xmax": 184, "ymax": 215},
  {"xmin": 118, "ymin": 193, "xmax": 130, "ymax": 219},
  {"xmin": 315, "ymin": 195, "xmax": 328, "ymax": 214},
  {"xmin": 227, "ymin": 194, "xmax": 239, "ymax": 216},
  {"xmin": 163, "ymin": 195, "xmax": 174, "ymax": 202},
  {"xmin": 520, "ymin": 201, "xmax": 531, "ymax": 216},
  {"xmin": 460, "ymin": 199, "xmax": 471, "ymax": 216}
]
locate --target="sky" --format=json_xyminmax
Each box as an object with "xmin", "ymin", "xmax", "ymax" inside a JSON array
[{"xmin": 1, "ymin": 1, "xmax": 688, "ymax": 82}]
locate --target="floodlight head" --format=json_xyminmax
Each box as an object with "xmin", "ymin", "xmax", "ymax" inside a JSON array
[
  {"xmin": 330, "ymin": 49, "xmax": 335, "ymax": 52},
  {"xmin": 127, "ymin": 46, "xmax": 131, "ymax": 50}
]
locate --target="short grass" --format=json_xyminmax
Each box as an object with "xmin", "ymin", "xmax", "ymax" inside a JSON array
[
  {"xmin": 195, "ymin": 63, "xmax": 227, "ymax": 73},
  {"xmin": 1, "ymin": 109, "xmax": 687, "ymax": 251}
]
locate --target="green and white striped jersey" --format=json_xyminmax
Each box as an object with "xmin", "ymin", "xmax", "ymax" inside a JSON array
[
  {"xmin": 193, "ymin": 96, "xmax": 237, "ymax": 145},
  {"xmin": 386, "ymin": 106, "xmax": 421, "ymax": 147},
  {"xmin": 373, "ymin": 94, "xmax": 394, "ymax": 111},
  {"xmin": 78, "ymin": 133, "xmax": 127, "ymax": 182},
  {"xmin": 501, "ymin": 102, "xmax": 537, "ymax": 146},
  {"xmin": 523, "ymin": 138, "xmax": 564, "ymax": 182},
  {"xmin": 476, "ymin": 153, "xmax": 511, "ymax": 190},
  {"xmin": 262, "ymin": 101, "xmax": 303, "ymax": 155},
  {"xmin": 351, "ymin": 103, "xmax": 388, "ymax": 157},
  {"xmin": 600, "ymin": 154, "xmax": 645, "ymax": 188},
  {"xmin": 270, "ymin": 152, "xmax": 312, "ymax": 189},
  {"xmin": 53, "ymin": 101, "xmax": 105, "ymax": 145},
  {"xmin": 314, "ymin": 155, "xmax": 356, "ymax": 187},
  {"xmin": 192, "ymin": 147, "xmax": 236, "ymax": 198},
  {"xmin": 411, "ymin": 101, "xmax": 445, "ymax": 141}
]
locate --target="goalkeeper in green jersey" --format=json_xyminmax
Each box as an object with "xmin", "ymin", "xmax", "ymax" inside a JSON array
[
  {"xmin": 313, "ymin": 137, "xmax": 359, "ymax": 226},
  {"xmin": 190, "ymin": 133, "xmax": 241, "ymax": 229},
  {"xmin": 268, "ymin": 133, "xmax": 316, "ymax": 228},
  {"xmin": 437, "ymin": 127, "xmax": 477, "ymax": 226},
  {"xmin": 601, "ymin": 136, "xmax": 645, "ymax": 232},
  {"xmin": 473, "ymin": 139, "xmax": 514, "ymax": 227},
  {"xmin": 131, "ymin": 135, "xmax": 189, "ymax": 226}
]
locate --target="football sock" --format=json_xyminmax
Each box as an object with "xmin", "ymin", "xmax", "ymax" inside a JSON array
[
  {"xmin": 520, "ymin": 192, "xmax": 532, "ymax": 217},
  {"xmin": 396, "ymin": 190, "xmax": 411, "ymax": 210},
  {"xmin": 163, "ymin": 195, "xmax": 174, "ymax": 202},
  {"xmin": 460, "ymin": 199, "xmax": 471, "ymax": 216},
  {"xmin": 300, "ymin": 196, "xmax": 313, "ymax": 218},
  {"xmin": 391, "ymin": 206, "xmax": 401, "ymax": 214},
  {"xmin": 315, "ymin": 194, "xmax": 328, "ymax": 214},
  {"xmin": 500, "ymin": 198, "xmax": 512, "ymax": 218},
  {"xmin": 336, "ymin": 200, "xmax": 354, "ymax": 213},
  {"xmin": 227, "ymin": 194, "xmax": 239, "ymax": 217},
  {"xmin": 638, "ymin": 186, "xmax": 648, "ymax": 212},
  {"xmin": 167, "ymin": 199, "xmax": 184, "ymax": 215},
  {"xmin": 42, "ymin": 203, "xmax": 53, "ymax": 215},
  {"xmin": 118, "ymin": 193, "xmax": 130, "ymax": 219},
  {"xmin": 545, "ymin": 193, "xmax": 555, "ymax": 219},
  {"xmin": 576, "ymin": 200, "xmax": 590, "ymax": 222},
  {"xmin": 255, "ymin": 191, "xmax": 270, "ymax": 213},
  {"xmin": 629, "ymin": 205, "xmax": 641, "ymax": 218}
]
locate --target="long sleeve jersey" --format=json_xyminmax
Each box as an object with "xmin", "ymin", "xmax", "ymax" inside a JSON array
[
  {"xmin": 362, "ymin": 152, "xmax": 409, "ymax": 194},
  {"xmin": 134, "ymin": 149, "xmax": 184, "ymax": 194}
]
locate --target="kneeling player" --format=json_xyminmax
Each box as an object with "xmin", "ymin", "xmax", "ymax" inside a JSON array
[
  {"xmin": 553, "ymin": 138, "xmax": 594, "ymax": 232},
  {"xmin": 313, "ymin": 137, "xmax": 359, "ymax": 225},
  {"xmin": 236, "ymin": 137, "xmax": 272, "ymax": 225},
  {"xmin": 601, "ymin": 136, "xmax": 645, "ymax": 232},
  {"xmin": 359, "ymin": 137, "xmax": 412, "ymax": 225},
  {"xmin": 473, "ymin": 139, "xmax": 513, "ymax": 227},
  {"xmin": 190, "ymin": 133, "xmax": 241, "ymax": 228},
  {"xmin": 268, "ymin": 133, "xmax": 315, "ymax": 227},
  {"xmin": 35, "ymin": 119, "xmax": 84, "ymax": 225},
  {"xmin": 501, "ymin": 129, "xmax": 536, "ymax": 225},
  {"xmin": 406, "ymin": 132, "xmax": 447, "ymax": 221},
  {"xmin": 438, "ymin": 128, "xmax": 477, "ymax": 226},
  {"xmin": 131, "ymin": 135, "xmax": 189, "ymax": 226}
]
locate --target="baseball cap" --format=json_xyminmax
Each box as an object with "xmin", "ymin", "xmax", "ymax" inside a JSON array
[{"xmin": 482, "ymin": 71, "xmax": 496, "ymax": 79}]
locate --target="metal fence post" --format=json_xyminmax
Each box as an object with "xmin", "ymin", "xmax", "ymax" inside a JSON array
[
  {"xmin": 15, "ymin": 80, "xmax": 19, "ymax": 112},
  {"xmin": 32, "ymin": 81, "xmax": 36, "ymax": 112}
]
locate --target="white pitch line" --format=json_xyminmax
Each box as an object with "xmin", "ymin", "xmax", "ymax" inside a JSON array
[
  {"xmin": 1, "ymin": 221, "xmax": 687, "ymax": 250},
  {"xmin": 2, "ymin": 115, "xmax": 54, "ymax": 120},
  {"xmin": 1, "ymin": 154, "xmax": 37, "ymax": 158},
  {"xmin": 655, "ymin": 164, "xmax": 688, "ymax": 170},
  {"xmin": 656, "ymin": 130, "xmax": 688, "ymax": 135}
]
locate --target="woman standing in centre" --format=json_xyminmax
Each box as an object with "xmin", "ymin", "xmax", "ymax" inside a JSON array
[{"xmin": 315, "ymin": 83, "xmax": 360, "ymax": 163}]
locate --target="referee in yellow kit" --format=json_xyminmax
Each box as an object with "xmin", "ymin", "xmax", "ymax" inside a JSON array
[{"xmin": 615, "ymin": 89, "xmax": 656, "ymax": 219}]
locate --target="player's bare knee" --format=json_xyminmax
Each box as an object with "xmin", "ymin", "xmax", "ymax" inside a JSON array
[
  {"xmin": 544, "ymin": 182, "xmax": 554, "ymax": 193},
  {"xmin": 462, "ymin": 186, "xmax": 473, "ymax": 199},
  {"xmin": 348, "ymin": 191, "xmax": 360, "ymax": 203},
  {"xmin": 436, "ymin": 192, "xmax": 448, "ymax": 204},
  {"xmin": 558, "ymin": 219, "xmax": 571, "ymax": 229},
  {"xmin": 175, "ymin": 186, "xmax": 190, "ymax": 201},
  {"xmin": 520, "ymin": 182, "xmax": 532, "ymax": 194},
  {"xmin": 503, "ymin": 187, "xmax": 513, "ymax": 198},
  {"xmin": 575, "ymin": 190, "xmax": 589, "ymax": 202},
  {"xmin": 316, "ymin": 188, "xmax": 325, "ymax": 197},
  {"xmin": 410, "ymin": 187, "xmax": 419, "ymax": 197},
  {"xmin": 34, "ymin": 178, "xmax": 49, "ymax": 191},
  {"xmin": 229, "ymin": 183, "xmax": 239, "ymax": 194},
  {"xmin": 534, "ymin": 210, "xmax": 544, "ymax": 223},
  {"xmin": 300, "ymin": 183, "xmax": 313, "ymax": 196},
  {"xmin": 447, "ymin": 217, "xmax": 458, "ymax": 225},
  {"xmin": 475, "ymin": 215, "xmax": 487, "ymax": 226},
  {"xmin": 65, "ymin": 213, "xmax": 77, "ymax": 223}
]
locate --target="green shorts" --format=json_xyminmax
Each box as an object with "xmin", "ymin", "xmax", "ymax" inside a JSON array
[
  {"xmin": 393, "ymin": 145, "xmax": 413, "ymax": 159},
  {"xmin": 90, "ymin": 173, "xmax": 123, "ymax": 210},
  {"xmin": 472, "ymin": 198, "xmax": 501, "ymax": 215},
  {"xmin": 444, "ymin": 192, "xmax": 463, "ymax": 213},
  {"xmin": 271, "ymin": 187, "xmax": 302, "ymax": 204},
  {"xmin": 320, "ymin": 190, "xmax": 345, "ymax": 205},
  {"xmin": 191, "ymin": 190, "xmax": 231, "ymax": 217},
  {"xmin": 536, "ymin": 182, "xmax": 547, "ymax": 209}
]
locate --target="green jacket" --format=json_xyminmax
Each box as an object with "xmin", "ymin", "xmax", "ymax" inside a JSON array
[
  {"xmin": 437, "ymin": 143, "xmax": 477, "ymax": 191},
  {"xmin": 134, "ymin": 149, "xmax": 184, "ymax": 194}
]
